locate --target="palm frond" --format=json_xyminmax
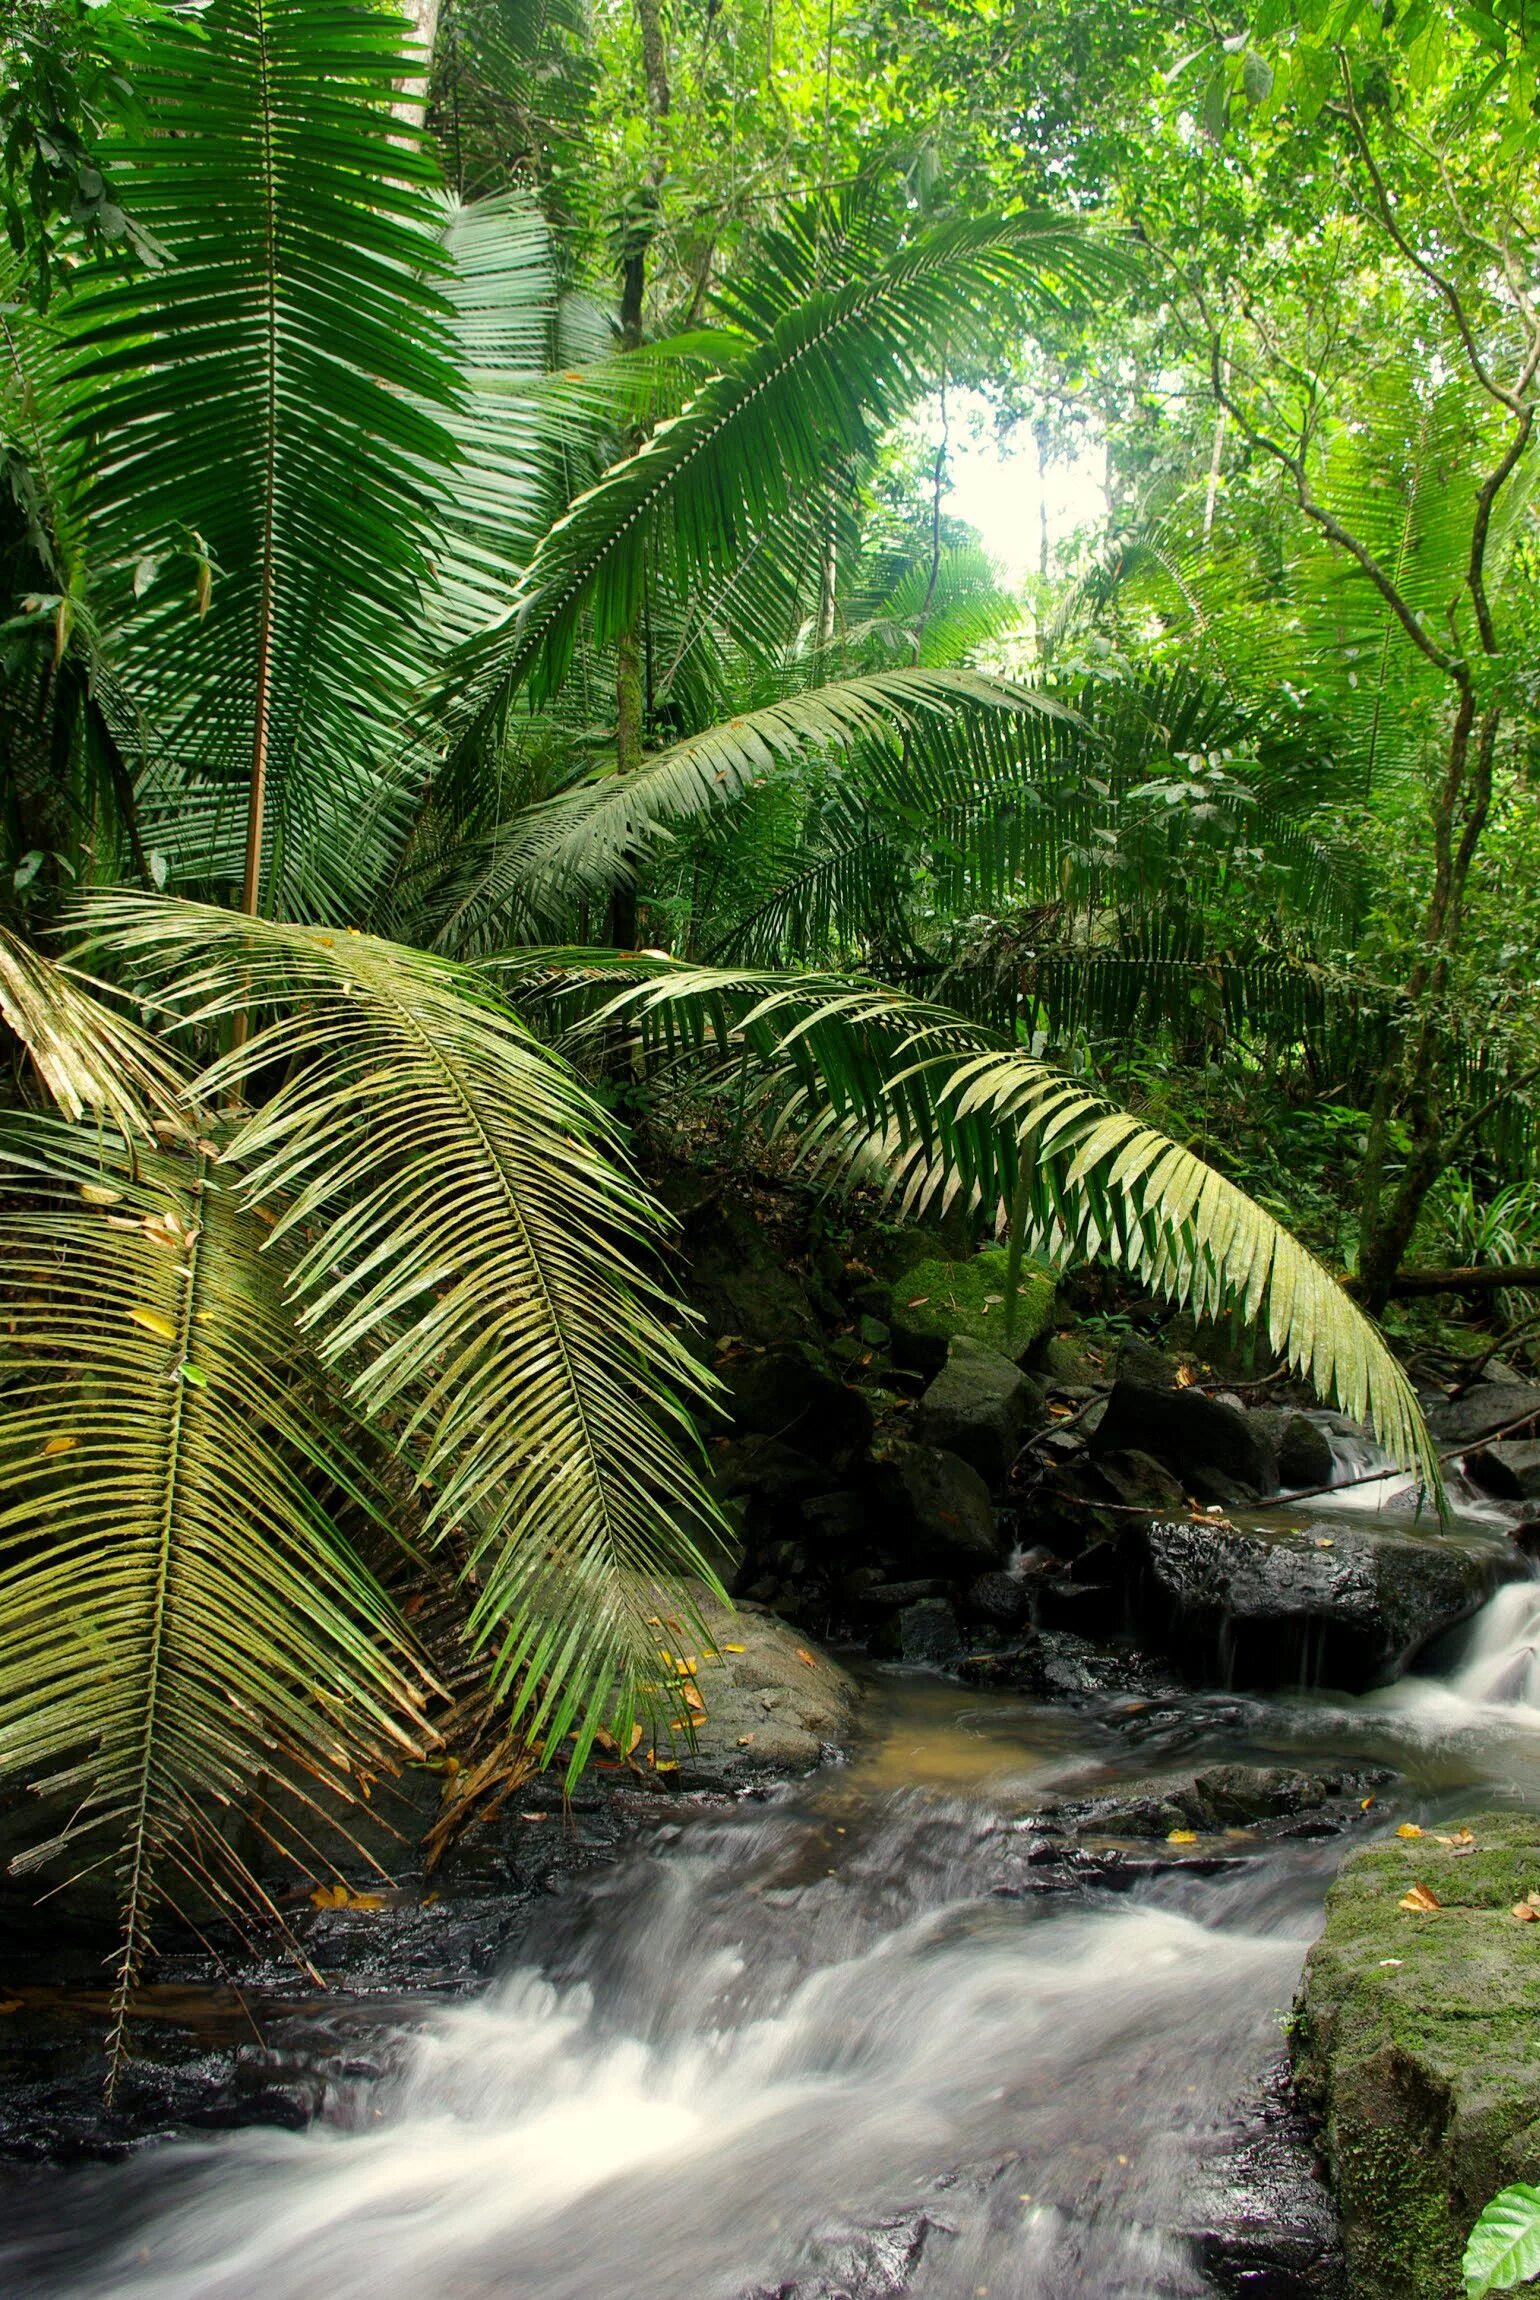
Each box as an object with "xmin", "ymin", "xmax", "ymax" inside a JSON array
[
  {"xmin": 55, "ymin": 0, "xmax": 462, "ymax": 916},
  {"xmin": 437, "ymin": 205, "xmax": 1122, "ymax": 735},
  {"xmin": 0, "ymin": 1115, "xmax": 430, "ymax": 2096},
  {"xmin": 522, "ymin": 954, "xmax": 1438, "ymax": 1492},
  {"xmin": 76, "ymin": 892, "xmax": 725, "ymax": 1765},
  {"xmin": 0, "ymin": 924, "xmax": 187, "ymax": 1135}
]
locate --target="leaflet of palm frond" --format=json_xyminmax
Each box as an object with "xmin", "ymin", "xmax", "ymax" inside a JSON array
[
  {"xmin": 0, "ymin": 925, "xmax": 189, "ymax": 1136},
  {"xmin": 48, "ymin": 1, "xmax": 462, "ymax": 917},
  {"xmin": 0, "ymin": 1116, "xmax": 431, "ymax": 2097},
  {"xmin": 437, "ymin": 204, "xmax": 1124, "ymax": 736},
  {"xmin": 76, "ymin": 893, "xmax": 726, "ymax": 1767},
  {"xmin": 531, "ymin": 956, "xmax": 1436, "ymax": 1492},
  {"xmin": 473, "ymin": 669, "xmax": 1074, "ymax": 930},
  {"xmin": 842, "ymin": 543, "xmax": 1023, "ymax": 671}
]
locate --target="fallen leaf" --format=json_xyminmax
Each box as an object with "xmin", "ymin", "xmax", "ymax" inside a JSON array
[
  {"xmin": 675, "ymin": 1656, "xmax": 698, "ymax": 1676},
  {"xmin": 307, "ymin": 1882, "xmax": 383, "ymax": 1910},
  {"xmin": 518, "ymin": 1812, "xmax": 548, "ymax": 1823},
  {"xmin": 627, "ymin": 1723, "xmax": 644, "ymax": 1754},
  {"xmin": 1377, "ymin": 1958, "xmax": 1403, "ymax": 1968},
  {"xmin": 1167, "ymin": 1829, "xmax": 1199, "ymax": 1845},
  {"xmin": 41, "ymin": 1435, "xmax": 78, "ymax": 1455},
  {"xmin": 1399, "ymin": 1883, "xmax": 1441, "ymax": 1913},
  {"xmin": 682, "ymin": 1684, "xmax": 706, "ymax": 1715},
  {"xmin": 906, "ymin": 1296, "xmax": 930, "ymax": 1308},
  {"xmin": 1513, "ymin": 1901, "xmax": 1540, "ymax": 1923},
  {"xmin": 1396, "ymin": 1823, "xmax": 1424, "ymax": 1839},
  {"xmin": 0, "ymin": 1998, "xmax": 21, "ymax": 2015},
  {"xmin": 723, "ymin": 1642, "xmax": 747, "ymax": 1654},
  {"xmin": 1434, "ymin": 1827, "xmax": 1476, "ymax": 1846},
  {"xmin": 795, "ymin": 1648, "xmax": 817, "ymax": 1669},
  {"xmin": 129, "ymin": 1305, "xmax": 178, "ymax": 1342},
  {"xmin": 79, "ymin": 1183, "xmax": 123, "ymax": 1207},
  {"xmin": 736, "ymin": 1733, "xmax": 755, "ymax": 1747},
  {"xmin": 1360, "ymin": 1796, "xmax": 1376, "ymax": 1810},
  {"xmin": 1314, "ymin": 1537, "xmax": 1335, "ymax": 1549}
]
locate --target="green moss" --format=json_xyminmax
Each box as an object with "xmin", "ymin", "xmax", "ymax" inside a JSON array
[
  {"xmin": 1295, "ymin": 1814, "xmax": 1540, "ymax": 2299},
  {"xmin": 887, "ymin": 1246, "xmax": 1057, "ymax": 1367}
]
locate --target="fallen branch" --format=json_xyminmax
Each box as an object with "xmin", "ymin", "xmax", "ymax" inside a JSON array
[{"xmin": 1350, "ymin": 1263, "xmax": 1540, "ymax": 1299}]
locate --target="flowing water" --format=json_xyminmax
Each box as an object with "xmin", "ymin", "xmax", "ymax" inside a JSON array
[{"xmin": 7, "ymin": 1525, "xmax": 1540, "ymax": 2299}]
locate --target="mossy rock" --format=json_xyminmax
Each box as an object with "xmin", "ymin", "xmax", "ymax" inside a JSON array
[
  {"xmin": 1294, "ymin": 1813, "xmax": 1540, "ymax": 2298},
  {"xmin": 887, "ymin": 1246, "xmax": 1056, "ymax": 1375}
]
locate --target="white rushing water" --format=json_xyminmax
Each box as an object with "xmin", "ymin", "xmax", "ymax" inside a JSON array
[{"xmin": 8, "ymin": 1569, "xmax": 1540, "ymax": 2300}]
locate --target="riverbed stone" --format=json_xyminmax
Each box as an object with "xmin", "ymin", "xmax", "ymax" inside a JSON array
[
  {"xmin": 645, "ymin": 1591, "xmax": 860, "ymax": 1788},
  {"xmin": 887, "ymin": 1246, "xmax": 1056, "ymax": 1377},
  {"xmin": 1130, "ymin": 1516, "xmax": 1521, "ymax": 1691},
  {"xmin": 871, "ymin": 1442, "xmax": 1007, "ymax": 1575},
  {"xmin": 1090, "ymin": 1379, "xmax": 1274, "ymax": 1500},
  {"xmin": 912, "ymin": 1336, "xmax": 1043, "ymax": 1487},
  {"xmin": 1294, "ymin": 1813, "xmax": 1540, "ymax": 2300},
  {"xmin": 1465, "ymin": 1439, "xmax": 1540, "ymax": 1502},
  {"xmin": 1252, "ymin": 1409, "xmax": 1339, "ymax": 1493},
  {"xmin": 1425, "ymin": 1381, "xmax": 1540, "ymax": 1451}
]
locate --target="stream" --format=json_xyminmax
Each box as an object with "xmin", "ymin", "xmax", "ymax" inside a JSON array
[{"xmin": 5, "ymin": 1492, "xmax": 1540, "ymax": 2300}]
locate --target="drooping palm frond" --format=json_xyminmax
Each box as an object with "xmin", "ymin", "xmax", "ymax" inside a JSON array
[
  {"xmin": 0, "ymin": 1115, "xmax": 430, "ymax": 2096},
  {"xmin": 517, "ymin": 953, "xmax": 1438, "ymax": 1491},
  {"xmin": 76, "ymin": 892, "xmax": 725, "ymax": 1764},
  {"xmin": 437, "ymin": 203, "xmax": 1123, "ymax": 734},
  {"xmin": 0, "ymin": 923, "xmax": 186, "ymax": 1135},
  {"xmin": 52, "ymin": 0, "xmax": 463, "ymax": 916},
  {"xmin": 423, "ymin": 669, "xmax": 1075, "ymax": 946}
]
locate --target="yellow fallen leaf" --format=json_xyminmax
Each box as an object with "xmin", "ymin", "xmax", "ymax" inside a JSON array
[
  {"xmin": 1395, "ymin": 1824, "xmax": 1424, "ymax": 1839},
  {"xmin": 1513, "ymin": 1901, "xmax": 1540, "ymax": 1923},
  {"xmin": 1167, "ymin": 1830, "xmax": 1199, "ymax": 1845},
  {"xmin": 1434, "ymin": 1827, "xmax": 1476, "ymax": 1846},
  {"xmin": 723, "ymin": 1643, "xmax": 747, "ymax": 1654},
  {"xmin": 906, "ymin": 1295, "xmax": 930, "ymax": 1308},
  {"xmin": 627, "ymin": 1722, "xmax": 644, "ymax": 1754},
  {"xmin": 519, "ymin": 1812, "xmax": 548, "ymax": 1823},
  {"xmin": 1360, "ymin": 1796, "xmax": 1376, "ymax": 1810},
  {"xmin": 682, "ymin": 1684, "xmax": 706, "ymax": 1715},
  {"xmin": 79, "ymin": 1183, "xmax": 124, "ymax": 1207},
  {"xmin": 737, "ymin": 1733, "xmax": 755, "ymax": 1747},
  {"xmin": 129, "ymin": 1305, "xmax": 178, "ymax": 1342},
  {"xmin": 676, "ymin": 1656, "xmax": 698, "ymax": 1676},
  {"xmin": 41, "ymin": 1435, "xmax": 78, "ymax": 1455},
  {"xmin": 0, "ymin": 1998, "xmax": 21, "ymax": 2015},
  {"xmin": 1399, "ymin": 1883, "xmax": 1441, "ymax": 1913},
  {"xmin": 795, "ymin": 1648, "xmax": 817, "ymax": 1670}
]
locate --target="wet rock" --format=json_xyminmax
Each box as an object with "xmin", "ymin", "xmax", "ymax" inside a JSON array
[
  {"xmin": 1466, "ymin": 1439, "xmax": 1540, "ymax": 1502},
  {"xmin": 714, "ymin": 1436, "xmax": 838, "ymax": 1509},
  {"xmin": 1091, "ymin": 1380, "xmax": 1272, "ymax": 1500},
  {"xmin": 1425, "ymin": 1380, "xmax": 1540, "ymax": 1451},
  {"xmin": 1252, "ymin": 1411, "xmax": 1338, "ymax": 1493},
  {"xmin": 887, "ymin": 1246, "xmax": 1056, "ymax": 1378},
  {"xmin": 1294, "ymin": 1812, "xmax": 1540, "ymax": 2300},
  {"xmin": 960, "ymin": 1569, "xmax": 1032, "ymax": 1630},
  {"xmin": 871, "ymin": 1444, "xmax": 1007, "ymax": 1576},
  {"xmin": 722, "ymin": 1344, "xmax": 873, "ymax": 1462},
  {"xmin": 869, "ymin": 1597, "xmax": 966, "ymax": 1667},
  {"xmin": 1133, "ymin": 1516, "xmax": 1522, "ymax": 1691},
  {"xmin": 913, "ymin": 1336, "xmax": 1043, "ymax": 1488},
  {"xmin": 1181, "ymin": 2053, "xmax": 1346, "ymax": 2298},
  {"xmin": 1054, "ymin": 1764, "xmax": 1338, "ymax": 1841},
  {"xmin": 957, "ymin": 1638, "xmax": 1046, "ymax": 1691},
  {"xmin": 800, "ymin": 1490, "xmax": 871, "ymax": 1554},
  {"xmin": 745, "ymin": 2206, "xmax": 942, "ymax": 2299},
  {"xmin": 1032, "ymin": 1331, "xmax": 1108, "ymax": 1385}
]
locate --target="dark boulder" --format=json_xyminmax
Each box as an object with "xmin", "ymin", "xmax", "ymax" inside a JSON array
[
  {"xmin": 1132, "ymin": 1516, "xmax": 1522, "ymax": 1690},
  {"xmin": 960, "ymin": 1569, "xmax": 1032, "ymax": 1629},
  {"xmin": 1090, "ymin": 1379, "xmax": 1272, "ymax": 1500},
  {"xmin": 871, "ymin": 1596, "xmax": 966, "ymax": 1667},
  {"xmin": 1425, "ymin": 1380, "xmax": 1540, "ymax": 1451},
  {"xmin": 1466, "ymin": 1439, "xmax": 1540, "ymax": 1502},
  {"xmin": 1091, "ymin": 1447, "xmax": 1187, "ymax": 1513},
  {"xmin": 871, "ymin": 1444, "xmax": 1007, "ymax": 1576},
  {"xmin": 912, "ymin": 1336, "xmax": 1043, "ymax": 1488},
  {"xmin": 722, "ymin": 1342, "xmax": 873, "ymax": 1461},
  {"xmin": 672, "ymin": 1190, "xmax": 822, "ymax": 1347},
  {"xmin": 1113, "ymin": 1332, "xmax": 1184, "ymax": 1390},
  {"xmin": 1252, "ymin": 1409, "xmax": 1338, "ymax": 1493},
  {"xmin": 887, "ymin": 1246, "xmax": 1056, "ymax": 1377},
  {"xmin": 711, "ymin": 1436, "xmax": 837, "ymax": 1509}
]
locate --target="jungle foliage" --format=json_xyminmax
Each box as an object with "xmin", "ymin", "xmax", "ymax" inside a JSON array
[{"xmin": 2, "ymin": 0, "xmax": 1534, "ymax": 2083}]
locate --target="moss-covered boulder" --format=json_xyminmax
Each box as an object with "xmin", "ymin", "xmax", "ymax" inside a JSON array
[
  {"xmin": 1294, "ymin": 1814, "xmax": 1540, "ymax": 2298},
  {"xmin": 887, "ymin": 1246, "xmax": 1056, "ymax": 1375}
]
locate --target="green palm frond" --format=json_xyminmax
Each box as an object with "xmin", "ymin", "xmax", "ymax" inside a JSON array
[
  {"xmin": 0, "ymin": 1115, "xmax": 430, "ymax": 2096},
  {"xmin": 78, "ymin": 892, "xmax": 725, "ymax": 1764},
  {"xmin": 0, "ymin": 924, "xmax": 187, "ymax": 1135},
  {"xmin": 428, "ymin": 668, "xmax": 1073, "ymax": 945},
  {"xmin": 438, "ymin": 205, "xmax": 1121, "ymax": 733},
  {"xmin": 54, "ymin": 0, "xmax": 462, "ymax": 916},
  {"xmin": 522, "ymin": 954, "xmax": 1437, "ymax": 1492}
]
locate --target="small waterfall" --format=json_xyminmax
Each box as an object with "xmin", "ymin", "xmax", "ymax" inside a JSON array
[{"xmin": 1444, "ymin": 1580, "xmax": 1540, "ymax": 1713}]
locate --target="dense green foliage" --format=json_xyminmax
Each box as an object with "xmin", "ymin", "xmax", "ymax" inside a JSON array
[{"xmin": 3, "ymin": 0, "xmax": 1534, "ymax": 2085}]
